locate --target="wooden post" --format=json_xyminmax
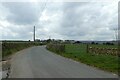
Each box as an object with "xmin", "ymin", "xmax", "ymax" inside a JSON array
[
  {"xmin": 86, "ymin": 44, "xmax": 89, "ymax": 53},
  {"xmin": 33, "ymin": 26, "xmax": 35, "ymax": 42}
]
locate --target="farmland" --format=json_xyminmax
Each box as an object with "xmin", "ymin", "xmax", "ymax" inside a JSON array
[{"xmin": 47, "ymin": 43, "xmax": 119, "ymax": 74}]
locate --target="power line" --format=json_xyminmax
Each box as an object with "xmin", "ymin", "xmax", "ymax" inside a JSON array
[
  {"xmin": 38, "ymin": 0, "xmax": 48, "ymax": 40},
  {"xmin": 39, "ymin": 0, "xmax": 48, "ymax": 18},
  {"xmin": 33, "ymin": 0, "xmax": 48, "ymax": 41},
  {"xmin": 114, "ymin": 28, "xmax": 118, "ymax": 41}
]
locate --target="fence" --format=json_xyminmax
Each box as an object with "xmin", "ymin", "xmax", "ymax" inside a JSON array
[
  {"xmin": 88, "ymin": 46, "xmax": 118, "ymax": 56},
  {"xmin": 46, "ymin": 43, "xmax": 65, "ymax": 53}
]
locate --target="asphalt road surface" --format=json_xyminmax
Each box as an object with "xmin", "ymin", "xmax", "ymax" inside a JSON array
[{"xmin": 9, "ymin": 46, "xmax": 118, "ymax": 78}]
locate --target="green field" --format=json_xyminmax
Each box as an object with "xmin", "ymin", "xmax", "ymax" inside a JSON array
[{"xmin": 47, "ymin": 43, "xmax": 119, "ymax": 74}]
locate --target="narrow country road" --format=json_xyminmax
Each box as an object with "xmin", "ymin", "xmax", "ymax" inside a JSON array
[{"xmin": 9, "ymin": 46, "xmax": 118, "ymax": 78}]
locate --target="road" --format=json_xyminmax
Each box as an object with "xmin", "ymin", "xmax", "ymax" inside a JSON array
[{"xmin": 9, "ymin": 46, "xmax": 118, "ymax": 78}]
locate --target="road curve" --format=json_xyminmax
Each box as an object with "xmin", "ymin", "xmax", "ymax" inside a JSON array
[{"xmin": 9, "ymin": 46, "xmax": 118, "ymax": 78}]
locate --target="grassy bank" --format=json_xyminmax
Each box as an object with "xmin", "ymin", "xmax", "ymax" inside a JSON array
[
  {"xmin": 2, "ymin": 42, "xmax": 43, "ymax": 59},
  {"xmin": 47, "ymin": 43, "xmax": 119, "ymax": 74}
]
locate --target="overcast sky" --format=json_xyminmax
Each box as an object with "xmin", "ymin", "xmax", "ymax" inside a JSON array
[{"xmin": 0, "ymin": 1, "xmax": 118, "ymax": 41}]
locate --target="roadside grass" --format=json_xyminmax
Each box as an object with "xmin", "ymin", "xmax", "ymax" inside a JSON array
[
  {"xmin": 2, "ymin": 42, "xmax": 44, "ymax": 59},
  {"xmin": 47, "ymin": 44, "xmax": 119, "ymax": 74},
  {"xmin": 88, "ymin": 44, "xmax": 117, "ymax": 48}
]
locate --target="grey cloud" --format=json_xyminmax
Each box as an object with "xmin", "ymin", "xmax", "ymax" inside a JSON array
[
  {"xmin": 53, "ymin": 2, "xmax": 117, "ymax": 40},
  {"xmin": 1, "ymin": 25, "xmax": 33, "ymax": 40},
  {"xmin": 0, "ymin": 2, "xmax": 118, "ymax": 41},
  {"xmin": 2, "ymin": 2, "xmax": 43, "ymax": 25}
]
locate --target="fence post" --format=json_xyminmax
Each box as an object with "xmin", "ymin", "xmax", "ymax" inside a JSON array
[{"xmin": 86, "ymin": 44, "xmax": 89, "ymax": 53}]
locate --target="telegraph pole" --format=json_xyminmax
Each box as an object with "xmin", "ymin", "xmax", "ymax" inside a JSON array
[
  {"xmin": 114, "ymin": 28, "xmax": 118, "ymax": 41},
  {"xmin": 34, "ymin": 26, "xmax": 35, "ymax": 42}
]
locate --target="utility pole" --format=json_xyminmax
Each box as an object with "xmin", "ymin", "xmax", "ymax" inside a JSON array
[
  {"xmin": 114, "ymin": 28, "xmax": 118, "ymax": 41},
  {"xmin": 34, "ymin": 26, "xmax": 35, "ymax": 42}
]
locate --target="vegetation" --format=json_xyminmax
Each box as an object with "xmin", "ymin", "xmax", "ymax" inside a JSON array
[
  {"xmin": 46, "ymin": 43, "xmax": 119, "ymax": 74},
  {"xmin": 46, "ymin": 43, "xmax": 65, "ymax": 53},
  {"xmin": 2, "ymin": 42, "xmax": 44, "ymax": 59}
]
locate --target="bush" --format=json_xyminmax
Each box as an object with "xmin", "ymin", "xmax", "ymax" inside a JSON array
[
  {"xmin": 2, "ymin": 42, "xmax": 43, "ymax": 58},
  {"xmin": 46, "ymin": 43, "xmax": 65, "ymax": 53}
]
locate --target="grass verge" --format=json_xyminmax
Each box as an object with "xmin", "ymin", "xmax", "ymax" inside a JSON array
[
  {"xmin": 2, "ymin": 42, "xmax": 44, "ymax": 59},
  {"xmin": 47, "ymin": 43, "xmax": 119, "ymax": 74}
]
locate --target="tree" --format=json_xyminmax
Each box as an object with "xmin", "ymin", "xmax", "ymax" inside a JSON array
[{"xmin": 91, "ymin": 42, "xmax": 95, "ymax": 44}]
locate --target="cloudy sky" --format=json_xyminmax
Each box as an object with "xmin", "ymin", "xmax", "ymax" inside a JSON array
[{"xmin": 0, "ymin": 1, "xmax": 118, "ymax": 41}]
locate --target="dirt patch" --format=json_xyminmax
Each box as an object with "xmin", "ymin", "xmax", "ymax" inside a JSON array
[
  {"xmin": 2, "ymin": 60, "xmax": 11, "ymax": 71},
  {"xmin": 2, "ymin": 59, "xmax": 11, "ymax": 78}
]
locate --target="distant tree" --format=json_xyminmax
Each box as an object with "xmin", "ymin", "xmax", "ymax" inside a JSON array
[
  {"xmin": 96, "ymin": 43, "xmax": 98, "ymax": 44},
  {"xmin": 75, "ymin": 41, "xmax": 81, "ymax": 44},
  {"xmin": 46, "ymin": 39, "xmax": 51, "ymax": 43},
  {"xmin": 105, "ymin": 42, "xmax": 114, "ymax": 45},
  {"xmin": 91, "ymin": 42, "xmax": 95, "ymax": 44},
  {"xmin": 103, "ymin": 43, "xmax": 106, "ymax": 45},
  {"xmin": 111, "ymin": 43, "xmax": 114, "ymax": 45}
]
